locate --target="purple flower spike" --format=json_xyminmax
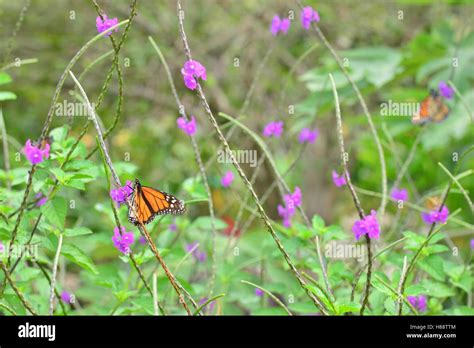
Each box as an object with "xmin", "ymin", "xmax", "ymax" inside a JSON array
[
  {"xmin": 183, "ymin": 74, "xmax": 198, "ymax": 90},
  {"xmin": 271, "ymin": 15, "xmax": 291, "ymax": 36},
  {"xmin": 198, "ymin": 297, "xmax": 216, "ymax": 314},
  {"xmin": 177, "ymin": 115, "xmax": 197, "ymax": 136},
  {"xmin": 301, "ymin": 6, "xmax": 320, "ymax": 30},
  {"xmin": 470, "ymin": 239, "xmax": 474, "ymax": 250},
  {"xmin": 332, "ymin": 170, "xmax": 347, "ymax": 188},
  {"xmin": 23, "ymin": 139, "xmax": 50, "ymax": 165},
  {"xmin": 110, "ymin": 180, "xmax": 133, "ymax": 207},
  {"xmin": 61, "ymin": 291, "xmax": 74, "ymax": 304},
  {"xmin": 185, "ymin": 241, "xmax": 207, "ymax": 262},
  {"xmin": 278, "ymin": 187, "xmax": 302, "ymax": 228},
  {"xmin": 298, "ymin": 128, "xmax": 318, "ymax": 144},
  {"xmin": 278, "ymin": 204, "xmax": 293, "ymax": 228},
  {"xmin": 35, "ymin": 193, "xmax": 48, "ymax": 207},
  {"xmin": 421, "ymin": 206, "xmax": 449, "ymax": 225},
  {"xmin": 255, "ymin": 288, "xmax": 264, "ymax": 297},
  {"xmin": 352, "ymin": 210, "xmax": 381, "ymax": 241},
  {"xmin": 263, "ymin": 121, "xmax": 284, "ymax": 138},
  {"xmin": 169, "ymin": 219, "xmax": 177, "ymax": 232},
  {"xmin": 96, "ymin": 14, "xmax": 119, "ymax": 36},
  {"xmin": 438, "ymin": 81, "xmax": 453, "ymax": 100},
  {"xmin": 181, "ymin": 60, "xmax": 207, "ymax": 90},
  {"xmin": 390, "ymin": 187, "xmax": 408, "ymax": 202},
  {"xmin": 112, "ymin": 226, "xmax": 135, "ymax": 255},
  {"xmin": 221, "ymin": 171, "xmax": 234, "ymax": 188},
  {"xmin": 407, "ymin": 295, "xmax": 427, "ymax": 312}
]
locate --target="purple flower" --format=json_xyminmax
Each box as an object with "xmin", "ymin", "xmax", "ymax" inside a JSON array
[
  {"xmin": 263, "ymin": 121, "xmax": 284, "ymax": 138},
  {"xmin": 270, "ymin": 15, "xmax": 290, "ymax": 36},
  {"xmin": 220, "ymin": 171, "xmax": 234, "ymax": 188},
  {"xmin": 255, "ymin": 288, "xmax": 264, "ymax": 297},
  {"xmin": 284, "ymin": 186, "xmax": 302, "ymax": 209},
  {"xmin": 298, "ymin": 128, "xmax": 318, "ymax": 144},
  {"xmin": 0, "ymin": 241, "xmax": 4, "ymax": 253},
  {"xmin": 110, "ymin": 180, "xmax": 133, "ymax": 206},
  {"xmin": 332, "ymin": 170, "xmax": 346, "ymax": 188},
  {"xmin": 278, "ymin": 204, "xmax": 293, "ymax": 228},
  {"xmin": 112, "ymin": 226, "xmax": 135, "ymax": 255},
  {"xmin": 181, "ymin": 60, "xmax": 207, "ymax": 90},
  {"xmin": 139, "ymin": 235, "xmax": 147, "ymax": 245},
  {"xmin": 61, "ymin": 291, "xmax": 74, "ymax": 304},
  {"xmin": 182, "ymin": 60, "xmax": 207, "ymax": 80},
  {"xmin": 407, "ymin": 295, "xmax": 427, "ymax": 312},
  {"xmin": 198, "ymin": 297, "xmax": 216, "ymax": 314},
  {"xmin": 23, "ymin": 139, "xmax": 50, "ymax": 165},
  {"xmin": 352, "ymin": 210, "xmax": 381, "ymax": 241},
  {"xmin": 470, "ymin": 239, "xmax": 474, "ymax": 250},
  {"xmin": 183, "ymin": 73, "xmax": 198, "ymax": 90},
  {"xmin": 301, "ymin": 6, "xmax": 320, "ymax": 30},
  {"xmin": 177, "ymin": 116, "xmax": 197, "ymax": 136},
  {"xmin": 422, "ymin": 206, "xmax": 449, "ymax": 225},
  {"xmin": 96, "ymin": 14, "xmax": 119, "ymax": 36},
  {"xmin": 390, "ymin": 187, "xmax": 408, "ymax": 202},
  {"xmin": 278, "ymin": 187, "xmax": 302, "ymax": 228},
  {"xmin": 169, "ymin": 219, "xmax": 177, "ymax": 232},
  {"xmin": 438, "ymin": 81, "xmax": 453, "ymax": 100},
  {"xmin": 185, "ymin": 241, "xmax": 207, "ymax": 262},
  {"xmin": 35, "ymin": 193, "xmax": 48, "ymax": 207}
]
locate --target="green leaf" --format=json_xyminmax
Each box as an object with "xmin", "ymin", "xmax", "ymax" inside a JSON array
[
  {"xmin": 405, "ymin": 284, "xmax": 426, "ymax": 296},
  {"xmin": 418, "ymin": 255, "xmax": 445, "ymax": 281},
  {"xmin": 312, "ymin": 215, "xmax": 325, "ymax": 230},
  {"xmin": 40, "ymin": 197, "xmax": 67, "ymax": 229},
  {"xmin": 294, "ymin": 222, "xmax": 313, "ymax": 240},
  {"xmin": 335, "ymin": 301, "xmax": 361, "ymax": 314},
  {"xmin": 64, "ymin": 179, "xmax": 85, "ymax": 190},
  {"xmin": 49, "ymin": 126, "xmax": 68, "ymax": 143},
  {"xmin": 64, "ymin": 227, "xmax": 93, "ymax": 237},
  {"xmin": 49, "ymin": 167, "xmax": 68, "ymax": 183},
  {"xmin": 61, "ymin": 243, "xmax": 98, "ymax": 274},
  {"xmin": 0, "ymin": 72, "xmax": 13, "ymax": 85},
  {"xmin": 420, "ymin": 280, "xmax": 455, "ymax": 298},
  {"xmin": 341, "ymin": 46, "xmax": 402, "ymax": 87},
  {"xmin": 0, "ymin": 91, "xmax": 17, "ymax": 101}
]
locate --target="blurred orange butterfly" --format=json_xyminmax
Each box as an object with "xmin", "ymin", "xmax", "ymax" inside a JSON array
[
  {"xmin": 412, "ymin": 89, "xmax": 449, "ymax": 124},
  {"xmin": 33, "ymin": 136, "xmax": 53, "ymax": 149},
  {"xmin": 127, "ymin": 179, "xmax": 185, "ymax": 226}
]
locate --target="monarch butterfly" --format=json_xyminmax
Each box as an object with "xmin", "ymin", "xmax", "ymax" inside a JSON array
[
  {"xmin": 412, "ymin": 89, "xmax": 450, "ymax": 124},
  {"xmin": 33, "ymin": 136, "xmax": 53, "ymax": 150},
  {"xmin": 127, "ymin": 179, "xmax": 185, "ymax": 226},
  {"xmin": 426, "ymin": 196, "xmax": 442, "ymax": 210}
]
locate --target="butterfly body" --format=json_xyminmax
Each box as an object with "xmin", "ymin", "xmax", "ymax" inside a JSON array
[
  {"xmin": 128, "ymin": 179, "xmax": 185, "ymax": 226},
  {"xmin": 412, "ymin": 89, "xmax": 449, "ymax": 124}
]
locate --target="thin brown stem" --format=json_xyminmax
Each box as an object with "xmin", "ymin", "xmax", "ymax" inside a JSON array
[
  {"xmin": 176, "ymin": 0, "xmax": 327, "ymax": 314},
  {"xmin": 329, "ymin": 73, "xmax": 371, "ymax": 315}
]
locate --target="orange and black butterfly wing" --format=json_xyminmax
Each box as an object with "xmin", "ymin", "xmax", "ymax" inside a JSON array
[
  {"xmin": 412, "ymin": 94, "xmax": 434, "ymax": 124},
  {"xmin": 431, "ymin": 95, "xmax": 449, "ymax": 123},
  {"xmin": 128, "ymin": 190, "xmax": 151, "ymax": 226},
  {"xmin": 128, "ymin": 179, "xmax": 185, "ymax": 226},
  {"xmin": 412, "ymin": 90, "xmax": 449, "ymax": 124}
]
